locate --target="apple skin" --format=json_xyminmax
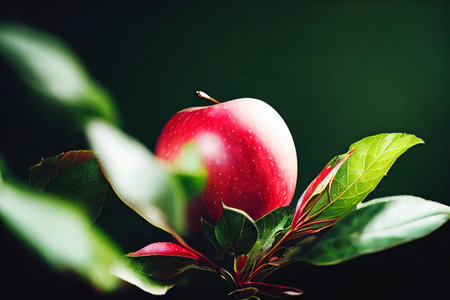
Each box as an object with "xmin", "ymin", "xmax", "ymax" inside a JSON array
[{"xmin": 155, "ymin": 98, "xmax": 297, "ymax": 227}]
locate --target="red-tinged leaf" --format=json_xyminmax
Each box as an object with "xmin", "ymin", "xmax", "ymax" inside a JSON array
[
  {"xmin": 126, "ymin": 242, "xmax": 200, "ymax": 260},
  {"xmin": 126, "ymin": 242, "xmax": 215, "ymax": 280},
  {"xmin": 292, "ymin": 149, "xmax": 354, "ymax": 228},
  {"xmin": 55, "ymin": 151, "xmax": 95, "ymax": 174},
  {"xmin": 234, "ymin": 254, "xmax": 248, "ymax": 285},
  {"xmin": 245, "ymin": 282, "xmax": 303, "ymax": 298},
  {"xmin": 29, "ymin": 150, "xmax": 109, "ymax": 222},
  {"xmin": 235, "ymin": 255, "xmax": 248, "ymax": 274}
]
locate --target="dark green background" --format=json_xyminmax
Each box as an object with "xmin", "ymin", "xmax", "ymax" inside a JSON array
[{"xmin": 1, "ymin": 1, "xmax": 449, "ymax": 299}]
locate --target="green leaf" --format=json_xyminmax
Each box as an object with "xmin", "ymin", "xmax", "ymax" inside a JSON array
[
  {"xmin": 310, "ymin": 133, "xmax": 423, "ymax": 220},
  {"xmin": 201, "ymin": 218, "xmax": 225, "ymax": 259},
  {"xmin": 250, "ymin": 206, "xmax": 294, "ymax": 254},
  {"xmin": 167, "ymin": 141, "xmax": 207, "ymax": 199},
  {"xmin": 29, "ymin": 150, "xmax": 108, "ymax": 222},
  {"xmin": 0, "ymin": 175, "xmax": 170, "ymax": 295},
  {"xmin": 303, "ymin": 195, "xmax": 450, "ymax": 265},
  {"xmin": 215, "ymin": 204, "xmax": 258, "ymax": 256},
  {"xmin": 85, "ymin": 119, "xmax": 206, "ymax": 235},
  {"xmin": 110, "ymin": 259, "xmax": 172, "ymax": 295},
  {"xmin": 0, "ymin": 23, "xmax": 119, "ymax": 126}
]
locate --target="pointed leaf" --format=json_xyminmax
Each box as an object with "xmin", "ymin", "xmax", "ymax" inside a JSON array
[
  {"xmin": 86, "ymin": 119, "xmax": 206, "ymax": 235},
  {"xmin": 235, "ymin": 255, "xmax": 248, "ymax": 274},
  {"xmin": 311, "ymin": 133, "xmax": 423, "ymax": 220},
  {"xmin": 126, "ymin": 242, "xmax": 214, "ymax": 280},
  {"xmin": 215, "ymin": 204, "xmax": 258, "ymax": 256},
  {"xmin": 303, "ymin": 196, "xmax": 450, "ymax": 265},
  {"xmin": 110, "ymin": 259, "xmax": 172, "ymax": 295},
  {"xmin": 245, "ymin": 282, "xmax": 303, "ymax": 298},
  {"xmin": 251, "ymin": 206, "xmax": 294, "ymax": 254},
  {"xmin": 29, "ymin": 150, "xmax": 108, "ymax": 221},
  {"xmin": 293, "ymin": 149, "xmax": 353, "ymax": 227},
  {"xmin": 0, "ymin": 23, "xmax": 119, "ymax": 126},
  {"xmin": 127, "ymin": 242, "xmax": 201, "ymax": 260}
]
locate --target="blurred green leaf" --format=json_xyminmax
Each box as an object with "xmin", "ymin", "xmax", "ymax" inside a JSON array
[
  {"xmin": 29, "ymin": 150, "xmax": 108, "ymax": 222},
  {"xmin": 0, "ymin": 23, "xmax": 119, "ymax": 126},
  {"xmin": 303, "ymin": 196, "xmax": 450, "ymax": 265},
  {"xmin": 0, "ymin": 165, "xmax": 170, "ymax": 295},
  {"xmin": 310, "ymin": 133, "xmax": 423, "ymax": 220},
  {"xmin": 168, "ymin": 141, "xmax": 207, "ymax": 198},
  {"xmin": 0, "ymin": 181, "xmax": 120, "ymax": 290},
  {"xmin": 85, "ymin": 118, "xmax": 206, "ymax": 236},
  {"xmin": 215, "ymin": 204, "xmax": 258, "ymax": 256}
]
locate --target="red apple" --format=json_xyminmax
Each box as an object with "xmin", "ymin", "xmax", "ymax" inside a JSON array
[{"xmin": 155, "ymin": 96, "xmax": 297, "ymax": 227}]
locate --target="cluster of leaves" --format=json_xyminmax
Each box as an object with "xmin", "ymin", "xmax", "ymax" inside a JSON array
[{"xmin": 1, "ymin": 23, "xmax": 449, "ymax": 299}]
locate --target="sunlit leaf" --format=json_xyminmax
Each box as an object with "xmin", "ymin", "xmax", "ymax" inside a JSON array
[
  {"xmin": 85, "ymin": 119, "xmax": 206, "ymax": 236},
  {"xmin": 0, "ymin": 23, "xmax": 119, "ymax": 126},
  {"xmin": 29, "ymin": 150, "xmax": 108, "ymax": 221},
  {"xmin": 293, "ymin": 149, "xmax": 353, "ymax": 227},
  {"xmin": 215, "ymin": 204, "xmax": 258, "ymax": 256},
  {"xmin": 303, "ymin": 196, "xmax": 450, "ymax": 265},
  {"xmin": 310, "ymin": 133, "xmax": 423, "ymax": 220}
]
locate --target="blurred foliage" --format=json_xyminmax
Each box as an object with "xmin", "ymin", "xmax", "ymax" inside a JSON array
[
  {"xmin": 0, "ymin": 21, "xmax": 205, "ymax": 296},
  {"xmin": 0, "ymin": 23, "xmax": 119, "ymax": 127}
]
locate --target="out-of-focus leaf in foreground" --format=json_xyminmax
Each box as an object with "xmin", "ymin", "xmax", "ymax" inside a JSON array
[
  {"xmin": 29, "ymin": 150, "xmax": 108, "ymax": 222},
  {"xmin": 0, "ymin": 181, "xmax": 119, "ymax": 290},
  {"xmin": 303, "ymin": 195, "xmax": 450, "ymax": 265},
  {"xmin": 0, "ymin": 163, "xmax": 170, "ymax": 295},
  {"xmin": 0, "ymin": 23, "xmax": 119, "ymax": 126},
  {"xmin": 86, "ymin": 119, "xmax": 206, "ymax": 236}
]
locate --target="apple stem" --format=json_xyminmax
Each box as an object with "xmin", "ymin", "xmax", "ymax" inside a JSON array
[{"xmin": 196, "ymin": 91, "xmax": 220, "ymax": 104}]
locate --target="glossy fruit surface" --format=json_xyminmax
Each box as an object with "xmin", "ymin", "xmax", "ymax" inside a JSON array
[{"xmin": 155, "ymin": 98, "xmax": 297, "ymax": 226}]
